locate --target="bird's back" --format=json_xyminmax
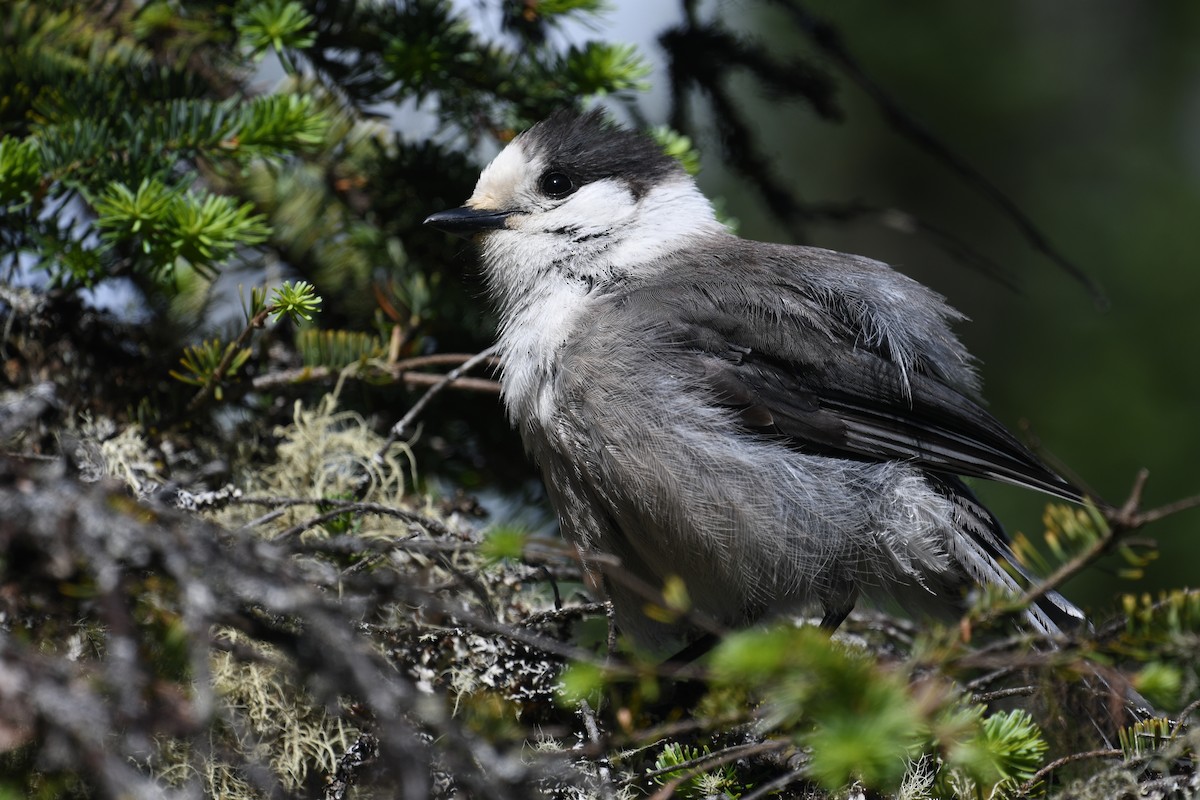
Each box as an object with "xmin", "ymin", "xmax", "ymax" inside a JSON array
[{"xmin": 522, "ymin": 239, "xmax": 1085, "ymax": 648}]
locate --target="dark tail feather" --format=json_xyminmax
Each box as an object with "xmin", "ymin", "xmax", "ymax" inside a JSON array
[
  {"xmin": 932, "ymin": 475, "xmax": 1086, "ymax": 635},
  {"xmin": 930, "ymin": 476, "xmax": 1161, "ymax": 742}
]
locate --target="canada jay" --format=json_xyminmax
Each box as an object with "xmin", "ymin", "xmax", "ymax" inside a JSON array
[{"xmin": 426, "ymin": 109, "xmax": 1088, "ymax": 651}]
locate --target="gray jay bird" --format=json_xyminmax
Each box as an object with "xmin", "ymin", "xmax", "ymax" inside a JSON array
[{"xmin": 425, "ymin": 109, "xmax": 1089, "ymax": 652}]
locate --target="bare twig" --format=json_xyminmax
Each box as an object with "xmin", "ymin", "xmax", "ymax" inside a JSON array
[
  {"xmin": 740, "ymin": 767, "xmax": 811, "ymax": 800},
  {"xmin": 643, "ymin": 740, "xmax": 791, "ymax": 799},
  {"xmin": 296, "ymin": 534, "xmax": 470, "ymax": 558},
  {"xmin": 1015, "ymin": 524, "xmax": 1116, "ymax": 614},
  {"xmin": 1017, "ymin": 748, "xmax": 1123, "ymax": 796},
  {"xmin": 579, "ymin": 701, "xmax": 615, "ymax": 796},
  {"xmin": 519, "ymin": 602, "xmax": 610, "ymax": 629},
  {"xmin": 389, "ymin": 345, "xmax": 501, "ymax": 440},
  {"xmin": 635, "ymin": 739, "xmax": 785, "ymax": 786},
  {"xmin": 1107, "ymin": 468, "xmax": 1151, "ymax": 530},
  {"xmin": 187, "ymin": 306, "xmax": 271, "ymax": 413},
  {"xmin": 1013, "ymin": 472, "xmax": 1152, "ymax": 615},
  {"xmin": 1107, "ymin": 469, "xmax": 1200, "ymax": 528},
  {"xmin": 1133, "ymin": 493, "xmax": 1200, "ymax": 526},
  {"xmin": 972, "ymin": 685, "xmax": 1038, "ymax": 704},
  {"xmin": 251, "ymin": 353, "xmax": 502, "ymax": 394},
  {"xmin": 431, "ymin": 550, "xmax": 497, "ymax": 620},
  {"xmin": 591, "ymin": 711, "xmax": 753, "ymax": 755},
  {"xmin": 1170, "ymin": 698, "xmax": 1200, "ymax": 737},
  {"xmin": 232, "ymin": 496, "xmax": 461, "ymax": 539},
  {"xmin": 369, "ymin": 597, "xmax": 609, "ymax": 671},
  {"xmin": 973, "ymin": 469, "xmax": 1200, "ymax": 639},
  {"xmin": 375, "ymin": 345, "xmax": 501, "ymax": 463},
  {"xmin": 965, "ymin": 666, "xmax": 1018, "ymax": 692}
]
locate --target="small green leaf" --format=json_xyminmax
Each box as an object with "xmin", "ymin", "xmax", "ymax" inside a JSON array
[
  {"xmin": 560, "ymin": 42, "xmax": 650, "ymax": 96},
  {"xmin": 530, "ymin": 0, "xmax": 609, "ymax": 18},
  {"xmin": 660, "ymin": 574, "xmax": 690, "ymax": 613},
  {"xmin": 1118, "ymin": 717, "xmax": 1174, "ymax": 759},
  {"xmin": 480, "ymin": 527, "xmax": 528, "ymax": 564},
  {"xmin": 946, "ymin": 708, "xmax": 1048, "ymax": 796},
  {"xmin": 269, "ymin": 280, "xmax": 322, "ymax": 323},
  {"xmin": 235, "ymin": 0, "xmax": 316, "ymax": 59},
  {"xmin": 1134, "ymin": 662, "xmax": 1182, "ymax": 709},
  {"xmin": 170, "ymin": 339, "xmax": 252, "ymax": 387},
  {"xmin": 557, "ymin": 661, "xmax": 605, "ymax": 707},
  {"xmin": 649, "ymin": 126, "xmax": 702, "ymax": 176},
  {"xmin": 0, "ymin": 137, "xmax": 44, "ymax": 207}
]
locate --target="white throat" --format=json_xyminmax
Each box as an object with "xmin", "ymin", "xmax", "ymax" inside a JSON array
[
  {"xmin": 480, "ymin": 175, "xmax": 724, "ymax": 429},
  {"xmin": 493, "ymin": 277, "xmax": 590, "ymax": 429}
]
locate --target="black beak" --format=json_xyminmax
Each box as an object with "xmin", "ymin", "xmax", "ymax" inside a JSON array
[{"xmin": 423, "ymin": 206, "xmax": 511, "ymax": 238}]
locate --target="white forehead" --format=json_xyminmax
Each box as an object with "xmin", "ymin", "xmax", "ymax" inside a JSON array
[{"xmin": 466, "ymin": 139, "xmax": 536, "ymax": 211}]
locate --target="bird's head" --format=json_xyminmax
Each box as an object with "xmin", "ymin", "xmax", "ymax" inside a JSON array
[{"xmin": 425, "ymin": 109, "xmax": 723, "ymax": 302}]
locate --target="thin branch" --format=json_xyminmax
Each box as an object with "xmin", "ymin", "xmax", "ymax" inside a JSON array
[
  {"xmin": 1170, "ymin": 697, "xmax": 1200, "ymax": 737},
  {"xmin": 1107, "ymin": 468, "xmax": 1151, "ymax": 529},
  {"xmin": 284, "ymin": 533, "xmax": 471, "ymax": 561},
  {"xmin": 1122, "ymin": 489, "xmax": 1200, "ymax": 528},
  {"xmin": 375, "ymin": 345, "xmax": 501, "ymax": 462},
  {"xmin": 231, "ymin": 496, "xmax": 461, "ymax": 539},
  {"xmin": 389, "ymin": 345, "xmax": 501, "ymax": 438},
  {"xmin": 519, "ymin": 601, "xmax": 610, "ymax": 629},
  {"xmin": 993, "ymin": 470, "xmax": 1199, "ymax": 632},
  {"xmin": 740, "ymin": 768, "xmax": 811, "ymax": 800},
  {"xmin": 965, "ymin": 666, "xmax": 1018, "ymax": 692},
  {"xmin": 1017, "ymin": 748, "xmax": 1123, "ymax": 796},
  {"xmin": 1012, "ymin": 473, "xmax": 1147, "ymax": 614},
  {"xmin": 371, "ymin": 597, "xmax": 610, "ymax": 672},
  {"xmin": 252, "ymin": 355, "xmax": 501, "ymax": 394},
  {"xmin": 591, "ymin": 711, "xmax": 753, "ymax": 755},
  {"xmin": 430, "ymin": 549, "xmax": 497, "ymax": 621},
  {"xmin": 635, "ymin": 739, "xmax": 785, "ymax": 786},
  {"xmin": 1014, "ymin": 524, "xmax": 1117, "ymax": 613},
  {"xmin": 186, "ymin": 307, "xmax": 271, "ymax": 413},
  {"xmin": 386, "ymin": 352, "xmax": 502, "ymax": 372},
  {"xmin": 643, "ymin": 740, "xmax": 791, "ymax": 799},
  {"xmin": 972, "ymin": 685, "xmax": 1038, "ymax": 704},
  {"xmin": 578, "ymin": 701, "xmax": 616, "ymax": 797}
]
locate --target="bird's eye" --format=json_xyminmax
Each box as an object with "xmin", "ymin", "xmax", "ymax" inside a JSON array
[{"xmin": 538, "ymin": 171, "xmax": 576, "ymax": 199}]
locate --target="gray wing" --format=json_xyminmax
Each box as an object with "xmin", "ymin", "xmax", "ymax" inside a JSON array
[
  {"xmin": 628, "ymin": 240, "xmax": 1085, "ymax": 503},
  {"xmin": 701, "ymin": 344, "xmax": 1083, "ymax": 502},
  {"xmin": 630, "ymin": 247, "xmax": 1089, "ymax": 634}
]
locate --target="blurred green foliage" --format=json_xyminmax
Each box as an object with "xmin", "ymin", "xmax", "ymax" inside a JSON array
[{"xmin": 706, "ymin": 627, "xmax": 1053, "ymax": 794}]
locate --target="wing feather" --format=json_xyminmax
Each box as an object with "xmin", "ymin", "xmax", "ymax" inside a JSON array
[
  {"xmin": 617, "ymin": 247, "xmax": 1085, "ymax": 504},
  {"xmin": 693, "ymin": 342, "xmax": 1082, "ymax": 502}
]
